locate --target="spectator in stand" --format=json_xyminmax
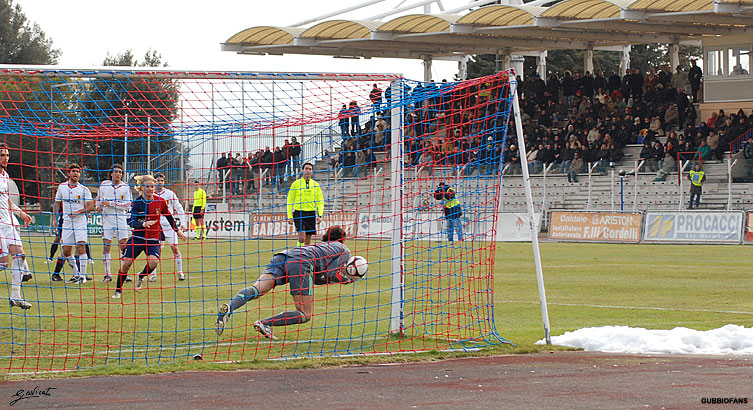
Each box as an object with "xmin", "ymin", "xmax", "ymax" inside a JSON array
[
  {"xmin": 247, "ymin": 152, "xmax": 258, "ymax": 191},
  {"xmin": 338, "ymin": 104, "xmax": 349, "ymax": 138},
  {"xmin": 688, "ymin": 60, "xmax": 702, "ymax": 103},
  {"xmin": 273, "ymin": 147, "xmax": 286, "ymax": 186},
  {"xmin": 506, "ymin": 144, "xmax": 521, "ymax": 175},
  {"xmin": 596, "ymin": 142, "xmax": 610, "ymax": 172},
  {"xmin": 232, "ymin": 153, "xmax": 243, "ymax": 195},
  {"xmin": 697, "ymin": 140, "xmax": 712, "ymax": 161},
  {"xmin": 707, "ymin": 112, "xmax": 718, "ymax": 130},
  {"xmin": 687, "ymin": 163, "xmax": 706, "ymax": 209},
  {"xmin": 653, "ymin": 141, "xmax": 677, "ymax": 181},
  {"xmin": 658, "ymin": 64, "xmax": 672, "ymax": 86},
  {"xmin": 261, "ymin": 146, "xmax": 274, "ymax": 187},
  {"xmin": 348, "ymin": 101, "xmax": 361, "ymax": 137},
  {"xmin": 665, "ymin": 104, "xmax": 678, "ymax": 130},
  {"xmin": 630, "ymin": 68, "xmax": 644, "ymax": 102},
  {"xmin": 608, "ymin": 70, "xmax": 621, "ymax": 95},
  {"xmin": 558, "ymin": 141, "xmax": 574, "ymax": 174},
  {"xmin": 562, "ymin": 70, "xmax": 575, "ymax": 105},
  {"xmin": 676, "ymin": 87, "xmax": 690, "ymax": 129},
  {"xmin": 282, "ymin": 139, "xmax": 293, "ymax": 181},
  {"xmin": 640, "ymin": 141, "xmax": 656, "ymax": 172},
  {"xmin": 343, "ymin": 150, "xmax": 356, "ymax": 178},
  {"xmin": 369, "ymin": 84, "xmax": 382, "ymax": 114},
  {"xmin": 290, "ymin": 136, "xmax": 302, "ymax": 176},
  {"xmin": 744, "ymin": 136, "xmax": 753, "ymax": 181},
  {"xmin": 567, "ymin": 151, "xmax": 585, "ymax": 183},
  {"xmin": 608, "ymin": 143, "xmax": 624, "ymax": 164},
  {"xmin": 216, "ymin": 153, "xmax": 229, "ymax": 195}
]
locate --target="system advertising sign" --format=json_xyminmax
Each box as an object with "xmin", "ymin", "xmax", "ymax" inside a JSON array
[
  {"xmin": 549, "ymin": 211, "xmax": 642, "ymax": 243},
  {"xmin": 642, "ymin": 211, "xmax": 743, "ymax": 243}
]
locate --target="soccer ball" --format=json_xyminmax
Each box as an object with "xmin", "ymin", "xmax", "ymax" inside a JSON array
[{"xmin": 346, "ymin": 255, "xmax": 368, "ymax": 278}]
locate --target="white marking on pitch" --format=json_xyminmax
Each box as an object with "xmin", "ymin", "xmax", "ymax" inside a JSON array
[{"xmin": 500, "ymin": 300, "xmax": 753, "ymax": 315}]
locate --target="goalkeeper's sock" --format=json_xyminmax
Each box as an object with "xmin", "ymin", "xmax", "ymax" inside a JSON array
[
  {"xmin": 49, "ymin": 242, "xmax": 59, "ymax": 259},
  {"xmin": 229, "ymin": 285, "xmax": 259, "ymax": 312},
  {"xmin": 138, "ymin": 264, "xmax": 156, "ymax": 279},
  {"xmin": 261, "ymin": 310, "xmax": 310, "ymax": 327}
]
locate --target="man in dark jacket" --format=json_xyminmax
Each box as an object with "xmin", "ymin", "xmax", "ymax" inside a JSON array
[
  {"xmin": 688, "ymin": 60, "xmax": 702, "ymax": 103},
  {"xmin": 261, "ymin": 147, "xmax": 274, "ymax": 186}
]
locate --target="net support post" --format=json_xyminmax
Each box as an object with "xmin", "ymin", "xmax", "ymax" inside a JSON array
[
  {"xmin": 511, "ymin": 79, "xmax": 551, "ymax": 345},
  {"xmin": 389, "ymin": 79, "xmax": 405, "ymax": 336}
]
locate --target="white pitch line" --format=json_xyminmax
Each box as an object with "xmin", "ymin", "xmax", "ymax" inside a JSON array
[{"xmin": 499, "ymin": 300, "xmax": 753, "ymax": 315}]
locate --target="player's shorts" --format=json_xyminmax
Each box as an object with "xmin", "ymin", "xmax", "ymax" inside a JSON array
[
  {"xmin": 122, "ymin": 237, "xmax": 161, "ymax": 260},
  {"xmin": 192, "ymin": 206, "xmax": 204, "ymax": 220},
  {"xmin": 160, "ymin": 221, "xmax": 178, "ymax": 246},
  {"xmin": 0, "ymin": 222, "xmax": 22, "ymax": 250},
  {"xmin": 292, "ymin": 210, "xmax": 317, "ymax": 235},
  {"xmin": 263, "ymin": 253, "xmax": 314, "ymax": 296},
  {"xmin": 61, "ymin": 217, "xmax": 88, "ymax": 246},
  {"xmin": 102, "ymin": 216, "xmax": 130, "ymax": 241}
]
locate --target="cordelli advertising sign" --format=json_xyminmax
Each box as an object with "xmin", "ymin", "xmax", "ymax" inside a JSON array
[{"xmin": 549, "ymin": 211, "xmax": 642, "ymax": 243}]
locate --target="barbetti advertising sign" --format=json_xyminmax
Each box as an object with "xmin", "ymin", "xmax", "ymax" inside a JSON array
[{"xmin": 549, "ymin": 211, "xmax": 642, "ymax": 243}]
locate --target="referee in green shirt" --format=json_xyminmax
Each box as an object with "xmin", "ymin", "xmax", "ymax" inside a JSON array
[{"xmin": 287, "ymin": 163, "xmax": 324, "ymax": 246}]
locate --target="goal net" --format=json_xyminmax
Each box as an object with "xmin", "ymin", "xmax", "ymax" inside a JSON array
[{"xmin": 0, "ymin": 67, "xmax": 513, "ymax": 373}]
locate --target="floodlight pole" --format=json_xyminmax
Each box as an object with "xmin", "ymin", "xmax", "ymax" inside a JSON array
[{"xmin": 511, "ymin": 76, "xmax": 551, "ymax": 345}]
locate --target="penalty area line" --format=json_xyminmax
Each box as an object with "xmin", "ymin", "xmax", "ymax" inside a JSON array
[{"xmin": 499, "ymin": 300, "xmax": 753, "ymax": 315}]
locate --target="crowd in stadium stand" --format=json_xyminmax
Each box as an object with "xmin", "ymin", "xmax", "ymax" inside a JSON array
[
  {"xmin": 215, "ymin": 137, "xmax": 302, "ymax": 194},
  {"xmin": 328, "ymin": 62, "xmax": 753, "ymax": 184},
  {"xmin": 212, "ymin": 63, "xmax": 753, "ymax": 193}
]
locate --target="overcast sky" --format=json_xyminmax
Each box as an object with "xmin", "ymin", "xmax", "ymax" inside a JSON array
[{"xmin": 14, "ymin": 0, "xmax": 470, "ymax": 81}]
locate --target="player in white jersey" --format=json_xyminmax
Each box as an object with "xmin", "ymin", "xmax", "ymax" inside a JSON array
[
  {"xmin": 0, "ymin": 144, "xmax": 33, "ymax": 309},
  {"xmin": 54, "ymin": 163, "xmax": 94, "ymax": 284},
  {"xmin": 97, "ymin": 164, "xmax": 133, "ymax": 282},
  {"xmin": 154, "ymin": 173, "xmax": 186, "ymax": 281}
]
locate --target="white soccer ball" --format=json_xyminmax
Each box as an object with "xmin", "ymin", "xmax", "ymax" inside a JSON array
[{"xmin": 346, "ymin": 255, "xmax": 368, "ymax": 278}]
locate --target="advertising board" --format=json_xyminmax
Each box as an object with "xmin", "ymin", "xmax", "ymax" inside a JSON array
[
  {"xmin": 642, "ymin": 211, "xmax": 743, "ymax": 243},
  {"xmin": 549, "ymin": 211, "xmax": 642, "ymax": 243}
]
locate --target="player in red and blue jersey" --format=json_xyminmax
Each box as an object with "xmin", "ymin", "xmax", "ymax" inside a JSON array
[{"xmin": 112, "ymin": 175, "xmax": 185, "ymax": 299}]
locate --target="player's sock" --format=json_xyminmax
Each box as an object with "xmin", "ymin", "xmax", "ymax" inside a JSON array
[
  {"xmin": 103, "ymin": 253, "xmax": 111, "ymax": 276},
  {"xmin": 22, "ymin": 259, "xmax": 30, "ymax": 274},
  {"xmin": 261, "ymin": 310, "xmax": 310, "ymax": 327},
  {"xmin": 85, "ymin": 244, "xmax": 92, "ymax": 260},
  {"xmin": 49, "ymin": 243, "xmax": 58, "ymax": 259},
  {"xmin": 79, "ymin": 254, "xmax": 88, "ymax": 278},
  {"xmin": 139, "ymin": 264, "xmax": 156, "ymax": 279},
  {"xmin": 174, "ymin": 253, "xmax": 183, "ymax": 276},
  {"xmin": 54, "ymin": 257, "xmax": 65, "ymax": 274},
  {"xmin": 74, "ymin": 254, "xmax": 80, "ymax": 271},
  {"xmin": 66, "ymin": 255, "xmax": 80, "ymax": 277},
  {"xmin": 10, "ymin": 257, "xmax": 23, "ymax": 299},
  {"xmin": 115, "ymin": 268, "xmax": 126, "ymax": 292},
  {"xmin": 229, "ymin": 285, "xmax": 259, "ymax": 312}
]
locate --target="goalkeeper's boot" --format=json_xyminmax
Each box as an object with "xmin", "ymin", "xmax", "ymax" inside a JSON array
[
  {"xmin": 22, "ymin": 273, "xmax": 32, "ymax": 282},
  {"xmin": 112, "ymin": 291, "xmax": 121, "ymax": 299},
  {"xmin": 10, "ymin": 299, "xmax": 32, "ymax": 310},
  {"xmin": 216, "ymin": 303, "xmax": 230, "ymax": 336},
  {"xmin": 253, "ymin": 320, "xmax": 277, "ymax": 340},
  {"xmin": 51, "ymin": 274, "xmax": 63, "ymax": 282},
  {"xmin": 178, "ymin": 272, "xmax": 185, "ymax": 281}
]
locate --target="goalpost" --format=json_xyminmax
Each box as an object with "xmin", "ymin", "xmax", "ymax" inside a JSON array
[{"xmin": 0, "ymin": 66, "xmax": 530, "ymax": 374}]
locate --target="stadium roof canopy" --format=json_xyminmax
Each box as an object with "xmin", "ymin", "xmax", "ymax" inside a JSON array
[{"xmin": 222, "ymin": 0, "xmax": 753, "ymax": 59}]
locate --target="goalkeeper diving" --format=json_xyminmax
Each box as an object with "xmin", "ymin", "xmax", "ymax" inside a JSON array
[{"xmin": 216, "ymin": 225, "xmax": 367, "ymax": 340}]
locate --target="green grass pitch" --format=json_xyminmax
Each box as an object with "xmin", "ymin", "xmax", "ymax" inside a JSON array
[{"xmin": 1, "ymin": 236, "xmax": 752, "ymax": 377}]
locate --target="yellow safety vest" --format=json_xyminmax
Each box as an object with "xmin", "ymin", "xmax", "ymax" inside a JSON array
[
  {"xmin": 287, "ymin": 177, "xmax": 324, "ymax": 218},
  {"xmin": 445, "ymin": 188, "xmax": 460, "ymax": 209},
  {"xmin": 689, "ymin": 170, "xmax": 705, "ymax": 187}
]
